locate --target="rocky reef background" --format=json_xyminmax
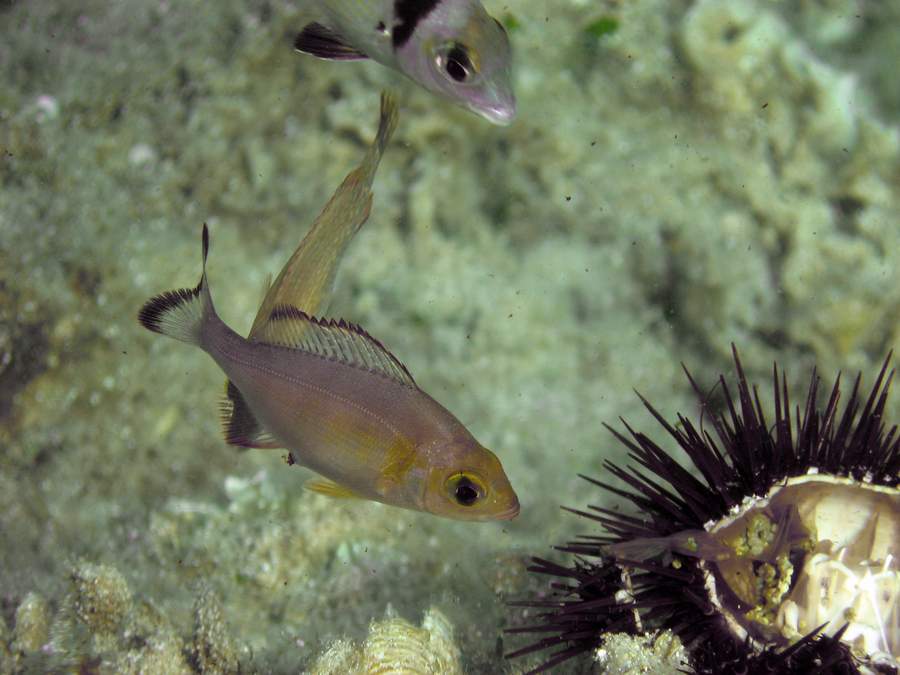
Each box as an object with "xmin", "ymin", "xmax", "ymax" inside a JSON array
[{"xmin": 1, "ymin": 0, "xmax": 898, "ymax": 672}]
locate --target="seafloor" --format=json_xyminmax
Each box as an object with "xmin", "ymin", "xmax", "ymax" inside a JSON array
[{"xmin": 1, "ymin": 0, "xmax": 898, "ymax": 673}]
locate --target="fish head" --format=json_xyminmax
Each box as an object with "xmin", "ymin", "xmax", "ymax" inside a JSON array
[
  {"xmin": 396, "ymin": 1, "xmax": 516, "ymax": 125},
  {"xmin": 419, "ymin": 440, "xmax": 519, "ymax": 520}
]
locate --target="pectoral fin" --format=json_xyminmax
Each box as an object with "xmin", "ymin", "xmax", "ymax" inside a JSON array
[
  {"xmin": 295, "ymin": 23, "xmax": 369, "ymax": 60},
  {"xmin": 304, "ymin": 477, "xmax": 364, "ymax": 499},
  {"xmin": 375, "ymin": 440, "xmax": 417, "ymax": 495}
]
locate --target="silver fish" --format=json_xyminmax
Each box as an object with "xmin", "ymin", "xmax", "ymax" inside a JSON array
[{"xmin": 295, "ymin": 0, "xmax": 516, "ymax": 125}]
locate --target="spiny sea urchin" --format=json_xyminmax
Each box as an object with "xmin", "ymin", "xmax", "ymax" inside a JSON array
[{"xmin": 507, "ymin": 347, "xmax": 899, "ymax": 674}]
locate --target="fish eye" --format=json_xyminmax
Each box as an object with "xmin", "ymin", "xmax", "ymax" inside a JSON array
[
  {"xmin": 445, "ymin": 472, "xmax": 485, "ymax": 506},
  {"xmin": 436, "ymin": 43, "xmax": 477, "ymax": 84},
  {"xmin": 455, "ymin": 480, "xmax": 479, "ymax": 505}
]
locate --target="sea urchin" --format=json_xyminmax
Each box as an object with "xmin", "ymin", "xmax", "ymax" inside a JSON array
[{"xmin": 508, "ymin": 347, "xmax": 899, "ymax": 674}]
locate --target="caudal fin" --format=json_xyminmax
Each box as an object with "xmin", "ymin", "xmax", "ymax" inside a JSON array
[{"xmin": 138, "ymin": 224, "xmax": 214, "ymax": 345}]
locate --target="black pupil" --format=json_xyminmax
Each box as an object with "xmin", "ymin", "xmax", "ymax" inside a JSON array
[
  {"xmin": 454, "ymin": 477, "xmax": 479, "ymax": 505},
  {"xmin": 445, "ymin": 46, "xmax": 470, "ymax": 82}
]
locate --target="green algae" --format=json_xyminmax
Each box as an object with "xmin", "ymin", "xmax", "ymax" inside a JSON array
[
  {"xmin": 1, "ymin": 0, "xmax": 898, "ymax": 672},
  {"xmin": 585, "ymin": 17, "xmax": 619, "ymax": 39},
  {"xmin": 501, "ymin": 13, "xmax": 521, "ymax": 33}
]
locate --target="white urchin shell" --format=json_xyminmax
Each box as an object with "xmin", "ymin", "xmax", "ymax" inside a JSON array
[{"xmin": 698, "ymin": 473, "xmax": 898, "ymax": 670}]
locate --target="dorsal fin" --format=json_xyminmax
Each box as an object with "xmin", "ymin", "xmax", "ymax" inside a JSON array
[
  {"xmin": 220, "ymin": 380, "xmax": 283, "ymax": 449},
  {"xmin": 294, "ymin": 22, "xmax": 369, "ymax": 60},
  {"xmin": 257, "ymin": 273, "xmax": 273, "ymax": 308},
  {"xmin": 257, "ymin": 305, "xmax": 417, "ymax": 387}
]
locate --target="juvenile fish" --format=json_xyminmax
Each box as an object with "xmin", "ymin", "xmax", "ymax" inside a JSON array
[
  {"xmin": 138, "ymin": 226, "xmax": 520, "ymax": 521},
  {"xmin": 295, "ymin": 0, "xmax": 516, "ymax": 125}
]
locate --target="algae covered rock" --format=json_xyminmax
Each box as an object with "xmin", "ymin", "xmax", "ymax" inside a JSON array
[
  {"xmin": 70, "ymin": 561, "xmax": 132, "ymax": 646},
  {"xmin": 593, "ymin": 631, "xmax": 689, "ymax": 675},
  {"xmin": 190, "ymin": 585, "xmax": 240, "ymax": 675},
  {"xmin": 4, "ymin": 560, "xmax": 237, "ymax": 674},
  {"xmin": 110, "ymin": 598, "xmax": 193, "ymax": 675},
  {"xmin": 0, "ymin": 608, "xmax": 15, "ymax": 673},
  {"xmin": 681, "ymin": 0, "xmax": 787, "ymax": 114},
  {"xmin": 11, "ymin": 592, "xmax": 51, "ymax": 656}
]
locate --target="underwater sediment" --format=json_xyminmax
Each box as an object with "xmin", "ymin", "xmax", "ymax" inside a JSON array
[{"xmin": 1, "ymin": 0, "xmax": 898, "ymax": 672}]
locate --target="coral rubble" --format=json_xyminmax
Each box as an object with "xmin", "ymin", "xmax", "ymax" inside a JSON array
[{"xmin": 311, "ymin": 606, "xmax": 462, "ymax": 675}]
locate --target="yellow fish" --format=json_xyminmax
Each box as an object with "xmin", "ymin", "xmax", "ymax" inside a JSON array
[{"xmin": 138, "ymin": 95, "xmax": 519, "ymax": 521}]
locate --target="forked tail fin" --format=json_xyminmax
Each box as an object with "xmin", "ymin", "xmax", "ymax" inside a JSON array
[{"xmin": 137, "ymin": 224, "xmax": 215, "ymax": 346}]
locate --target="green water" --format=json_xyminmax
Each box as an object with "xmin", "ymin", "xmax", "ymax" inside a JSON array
[{"xmin": 1, "ymin": 0, "xmax": 898, "ymax": 672}]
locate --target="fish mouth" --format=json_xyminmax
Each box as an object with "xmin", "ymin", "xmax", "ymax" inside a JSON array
[
  {"xmin": 469, "ymin": 87, "xmax": 517, "ymax": 126},
  {"xmin": 476, "ymin": 101, "xmax": 516, "ymax": 126},
  {"xmin": 495, "ymin": 500, "xmax": 520, "ymax": 520}
]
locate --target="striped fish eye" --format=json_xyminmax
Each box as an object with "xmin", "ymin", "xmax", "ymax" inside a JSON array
[
  {"xmin": 435, "ymin": 42, "xmax": 478, "ymax": 84},
  {"xmin": 445, "ymin": 472, "xmax": 486, "ymax": 506}
]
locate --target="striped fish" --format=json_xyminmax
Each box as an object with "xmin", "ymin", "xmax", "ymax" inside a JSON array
[{"xmin": 295, "ymin": 0, "xmax": 516, "ymax": 125}]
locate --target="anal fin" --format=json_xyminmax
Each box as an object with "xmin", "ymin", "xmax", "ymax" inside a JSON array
[
  {"xmin": 304, "ymin": 477, "xmax": 363, "ymax": 499},
  {"xmin": 294, "ymin": 22, "xmax": 369, "ymax": 60},
  {"xmin": 220, "ymin": 380, "xmax": 282, "ymax": 449}
]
